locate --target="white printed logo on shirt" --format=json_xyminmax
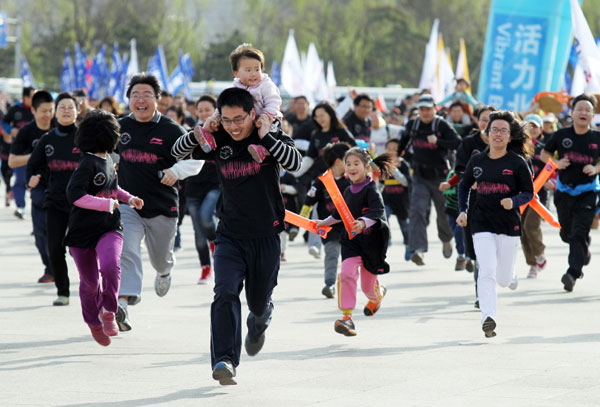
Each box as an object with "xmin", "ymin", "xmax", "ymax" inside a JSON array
[
  {"xmin": 45, "ymin": 144, "xmax": 54, "ymax": 156},
  {"xmin": 307, "ymin": 186, "xmax": 317, "ymax": 197},
  {"xmin": 93, "ymin": 172, "xmax": 107, "ymax": 186},
  {"xmin": 562, "ymin": 138, "xmax": 573, "ymax": 149},
  {"xmin": 120, "ymin": 133, "xmax": 132, "ymax": 145},
  {"xmin": 473, "ymin": 166, "xmax": 483, "ymax": 178}
]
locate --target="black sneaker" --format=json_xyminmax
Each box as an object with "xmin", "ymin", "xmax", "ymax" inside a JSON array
[
  {"xmin": 584, "ymin": 250, "xmax": 591, "ymax": 266},
  {"xmin": 37, "ymin": 273, "xmax": 54, "ymax": 283},
  {"xmin": 244, "ymin": 333, "xmax": 265, "ymax": 356},
  {"xmin": 321, "ymin": 285, "xmax": 335, "ymax": 299},
  {"xmin": 561, "ymin": 273, "xmax": 576, "ymax": 292},
  {"xmin": 116, "ymin": 305, "xmax": 132, "ymax": 331},
  {"xmin": 474, "ymin": 300, "xmax": 479, "ymax": 309},
  {"xmin": 411, "ymin": 251, "xmax": 425, "ymax": 266},
  {"xmin": 212, "ymin": 360, "xmax": 237, "ymax": 385},
  {"xmin": 466, "ymin": 260, "xmax": 474, "ymax": 273},
  {"xmin": 482, "ymin": 317, "xmax": 496, "ymax": 338},
  {"xmin": 334, "ymin": 317, "xmax": 357, "ymax": 336}
]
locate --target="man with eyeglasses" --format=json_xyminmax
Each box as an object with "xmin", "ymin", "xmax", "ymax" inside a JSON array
[
  {"xmin": 397, "ymin": 94, "xmax": 461, "ymax": 265},
  {"xmin": 541, "ymin": 93, "xmax": 600, "ymax": 292},
  {"xmin": 171, "ymin": 87, "xmax": 301, "ymax": 386},
  {"xmin": 115, "ymin": 73, "xmax": 202, "ymax": 331}
]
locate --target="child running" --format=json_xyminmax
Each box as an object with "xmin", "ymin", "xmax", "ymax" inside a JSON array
[
  {"xmin": 301, "ymin": 142, "xmax": 351, "ymax": 298},
  {"xmin": 457, "ymin": 111, "xmax": 533, "ymax": 338},
  {"xmin": 202, "ymin": 43, "xmax": 282, "ymax": 164},
  {"xmin": 316, "ymin": 147, "xmax": 395, "ymax": 336},
  {"xmin": 64, "ymin": 111, "xmax": 143, "ymax": 346}
]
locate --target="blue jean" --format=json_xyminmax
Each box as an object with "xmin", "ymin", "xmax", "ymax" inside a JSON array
[
  {"xmin": 12, "ymin": 166, "xmax": 26, "ymax": 208},
  {"xmin": 186, "ymin": 189, "xmax": 219, "ymax": 266},
  {"xmin": 447, "ymin": 213, "xmax": 465, "ymax": 257}
]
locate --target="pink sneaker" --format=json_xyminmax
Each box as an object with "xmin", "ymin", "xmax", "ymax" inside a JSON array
[
  {"xmin": 89, "ymin": 325, "xmax": 111, "ymax": 346},
  {"xmin": 248, "ymin": 144, "xmax": 269, "ymax": 163},
  {"xmin": 198, "ymin": 265, "xmax": 211, "ymax": 285},
  {"xmin": 99, "ymin": 309, "xmax": 119, "ymax": 336},
  {"xmin": 194, "ymin": 125, "xmax": 217, "ymax": 153}
]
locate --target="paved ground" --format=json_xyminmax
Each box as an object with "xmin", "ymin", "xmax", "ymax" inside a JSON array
[{"xmin": 1, "ymin": 192, "xmax": 600, "ymax": 407}]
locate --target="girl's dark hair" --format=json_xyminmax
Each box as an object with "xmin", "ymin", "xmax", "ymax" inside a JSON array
[
  {"xmin": 484, "ymin": 110, "xmax": 533, "ymax": 159},
  {"xmin": 75, "ymin": 110, "xmax": 121, "ymax": 153},
  {"xmin": 167, "ymin": 106, "xmax": 184, "ymax": 121},
  {"xmin": 55, "ymin": 92, "xmax": 78, "ymax": 109},
  {"xmin": 126, "ymin": 72, "xmax": 161, "ymax": 99},
  {"xmin": 344, "ymin": 147, "xmax": 396, "ymax": 180},
  {"xmin": 229, "ymin": 43, "xmax": 265, "ymax": 71},
  {"xmin": 475, "ymin": 105, "xmax": 497, "ymax": 119},
  {"xmin": 321, "ymin": 142, "xmax": 351, "ymax": 167},
  {"xmin": 312, "ymin": 101, "xmax": 346, "ymax": 131},
  {"xmin": 196, "ymin": 94, "xmax": 217, "ymax": 109}
]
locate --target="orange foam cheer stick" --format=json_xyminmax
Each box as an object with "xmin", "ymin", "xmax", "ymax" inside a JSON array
[
  {"xmin": 318, "ymin": 169, "xmax": 358, "ymax": 240},
  {"xmin": 528, "ymin": 198, "xmax": 561, "ymax": 229},
  {"xmin": 519, "ymin": 157, "xmax": 561, "ymax": 228},
  {"xmin": 284, "ymin": 210, "xmax": 332, "ymax": 238}
]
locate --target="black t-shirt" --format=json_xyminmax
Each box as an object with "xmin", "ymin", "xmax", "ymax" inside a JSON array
[
  {"xmin": 531, "ymin": 137, "xmax": 548, "ymax": 204},
  {"xmin": 191, "ymin": 126, "xmax": 300, "ymax": 239},
  {"xmin": 382, "ymin": 159, "xmax": 412, "ymax": 220},
  {"xmin": 280, "ymin": 169, "xmax": 298, "ymax": 214},
  {"xmin": 398, "ymin": 117, "xmax": 461, "ymax": 175},
  {"xmin": 455, "ymin": 131, "xmax": 488, "ymax": 177},
  {"xmin": 287, "ymin": 114, "xmax": 314, "ymax": 154},
  {"xmin": 10, "ymin": 120, "xmax": 49, "ymax": 156},
  {"xmin": 460, "ymin": 151, "xmax": 533, "ymax": 236},
  {"xmin": 117, "ymin": 113, "xmax": 186, "ymax": 218},
  {"xmin": 343, "ymin": 110, "xmax": 372, "ymax": 142},
  {"xmin": 543, "ymin": 127, "xmax": 600, "ymax": 187},
  {"xmin": 64, "ymin": 154, "xmax": 122, "ymax": 248},
  {"xmin": 185, "ymin": 160, "xmax": 220, "ymax": 198},
  {"xmin": 26, "ymin": 124, "xmax": 80, "ymax": 212},
  {"xmin": 2, "ymin": 102, "xmax": 33, "ymax": 131},
  {"xmin": 305, "ymin": 175, "xmax": 351, "ymax": 242},
  {"xmin": 332, "ymin": 179, "xmax": 389, "ymax": 273},
  {"xmin": 305, "ymin": 128, "xmax": 356, "ymax": 178}
]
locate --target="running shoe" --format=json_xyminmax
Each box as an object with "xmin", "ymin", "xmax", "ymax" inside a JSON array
[
  {"xmin": 198, "ymin": 265, "xmax": 211, "ymax": 285},
  {"xmin": 527, "ymin": 265, "xmax": 539, "ymax": 279},
  {"xmin": 482, "ymin": 316, "xmax": 496, "ymax": 338},
  {"xmin": 89, "ymin": 325, "xmax": 111, "ymax": 346},
  {"xmin": 334, "ymin": 315, "xmax": 357, "ymax": 336},
  {"xmin": 455, "ymin": 257, "xmax": 466, "ymax": 271},
  {"xmin": 321, "ymin": 285, "xmax": 335, "ymax": 299},
  {"xmin": 37, "ymin": 273, "xmax": 54, "ymax": 283},
  {"xmin": 247, "ymin": 144, "xmax": 269, "ymax": 163},
  {"xmin": 116, "ymin": 301, "xmax": 132, "ymax": 332},
  {"xmin": 442, "ymin": 241, "xmax": 452, "ymax": 258},
  {"xmin": 212, "ymin": 360, "xmax": 237, "ymax": 385},
  {"xmin": 244, "ymin": 332, "xmax": 266, "ymax": 356},
  {"xmin": 561, "ymin": 273, "xmax": 576, "ymax": 292},
  {"xmin": 308, "ymin": 246, "xmax": 321, "ymax": 259},
  {"xmin": 535, "ymin": 253, "xmax": 547, "ymax": 270},
  {"xmin": 364, "ymin": 285, "xmax": 387, "ymax": 316},
  {"xmin": 155, "ymin": 273, "xmax": 171, "ymax": 297},
  {"xmin": 411, "ymin": 251, "xmax": 425, "ymax": 266},
  {"xmin": 99, "ymin": 308, "xmax": 119, "ymax": 336},
  {"xmin": 52, "ymin": 296, "xmax": 69, "ymax": 306},
  {"xmin": 508, "ymin": 275, "xmax": 518, "ymax": 290}
]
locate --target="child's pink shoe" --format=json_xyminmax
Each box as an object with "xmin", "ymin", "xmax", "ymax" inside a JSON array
[
  {"xmin": 99, "ymin": 309, "xmax": 119, "ymax": 336},
  {"xmin": 194, "ymin": 125, "xmax": 217, "ymax": 153},
  {"xmin": 89, "ymin": 325, "xmax": 111, "ymax": 346},
  {"xmin": 248, "ymin": 144, "xmax": 269, "ymax": 163}
]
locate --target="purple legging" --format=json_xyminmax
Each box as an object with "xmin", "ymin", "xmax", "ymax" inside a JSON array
[{"xmin": 70, "ymin": 231, "xmax": 123, "ymax": 327}]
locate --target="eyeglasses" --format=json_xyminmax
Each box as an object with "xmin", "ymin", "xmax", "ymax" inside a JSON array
[
  {"xmin": 57, "ymin": 105, "xmax": 77, "ymax": 111},
  {"xmin": 221, "ymin": 114, "xmax": 248, "ymax": 126},
  {"xmin": 573, "ymin": 108, "xmax": 593, "ymax": 114},
  {"xmin": 130, "ymin": 92, "xmax": 156, "ymax": 101},
  {"xmin": 489, "ymin": 128, "xmax": 510, "ymax": 134}
]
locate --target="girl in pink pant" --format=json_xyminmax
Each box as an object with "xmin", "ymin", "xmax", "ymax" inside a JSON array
[
  {"xmin": 317, "ymin": 147, "xmax": 395, "ymax": 336},
  {"xmin": 65, "ymin": 111, "xmax": 143, "ymax": 346}
]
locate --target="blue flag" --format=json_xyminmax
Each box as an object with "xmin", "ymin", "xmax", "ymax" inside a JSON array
[
  {"xmin": 108, "ymin": 42, "xmax": 122, "ymax": 97},
  {"xmin": 270, "ymin": 61, "xmax": 281, "ymax": 87},
  {"xmin": 74, "ymin": 42, "xmax": 87, "ymax": 89},
  {"xmin": 21, "ymin": 57, "xmax": 36, "ymax": 87},
  {"xmin": 168, "ymin": 51, "xmax": 189, "ymax": 96},
  {"xmin": 180, "ymin": 52, "xmax": 193, "ymax": 99},
  {"xmin": 0, "ymin": 11, "xmax": 7, "ymax": 48},
  {"xmin": 60, "ymin": 48, "xmax": 75, "ymax": 92},
  {"xmin": 89, "ymin": 44, "xmax": 108, "ymax": 99},
  {"xmin": 147, "ymin": 45, "xmax": 169, "ymax": 90},
  {"xmin": 116, "ymin": 53, "xmax": 129, "ymax": 105}
]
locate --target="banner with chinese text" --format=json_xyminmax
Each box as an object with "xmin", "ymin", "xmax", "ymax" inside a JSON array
[{"xmin": 477, "ymin": 0, "xmax": 576, "ymax": 112}]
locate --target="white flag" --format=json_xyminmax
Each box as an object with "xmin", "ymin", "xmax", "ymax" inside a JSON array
[
  {"xmin": 418, "ymin": 19, "xmax": 439, "ymax": 92},
  {"xmin": 570, "ymin": 0, "xmax": 600, "ymax": 93},
  {"xmin": 326, "ymin": 61, "xmax": 336, "ymax": 101},
  {"xmin": 125, "ymin": 39, "xmax": 139, "ymax": 83},
  {"xmin": 281, "ymin": 30, "xmax": 306, "ymax": 98}
]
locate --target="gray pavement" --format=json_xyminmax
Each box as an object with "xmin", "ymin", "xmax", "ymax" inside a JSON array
[{"xmin": 2, "ymin": 194, "xmax": 600, "ymax": 407}]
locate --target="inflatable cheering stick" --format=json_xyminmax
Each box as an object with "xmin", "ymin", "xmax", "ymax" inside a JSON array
[
  {"xmin": 284, "ymin": 210, "xmax": 332, "ymax": 238},
  {"xmin": 318, "ymin": 169, "xmax": 359, "ymax": 240}
]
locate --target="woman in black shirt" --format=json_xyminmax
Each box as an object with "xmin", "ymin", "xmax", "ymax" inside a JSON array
[{"xmin": 457, "ymin": 111, "xmax": 533, "ymax": 338}]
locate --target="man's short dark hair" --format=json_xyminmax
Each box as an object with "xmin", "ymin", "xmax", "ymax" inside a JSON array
[
  {"xmin": 75, "ymin": 110, "xmax": 121, "ymax": 153},
  {"xmin": 449, "ymin": 101, "xmax": 464, "ymax": 111},
  {"xmin": 216, "ymin": 88, "xmax": 254, "ymax": 114},
  {"xmin": 31, "ymin": 90, "xmax": 54, "ymax": 110},
  {"xmin": 73, "ymin": 88, "xmax": 88, "ymax": 98},
  {"xmin": 196, "ymin": 94, "xmax": 217, "ymax": 109},
  {"xmin": 353, "ymin": 93, "xmax": 373, "ymax": 107},
  {"xmin": 572, "ymin": 93, "xmax": 597, "ymax": 111},
  {"xmin": 126, "ymin": 73, "xmax": 161, "ymax": 99},
  {"xmin": 55, "ymin": 92, "xmax": 78, "ymax": 109},
  {"xmin": 23, "ymin": 86, "xmax": 36, "ymax": 98},
  {"xmin": 160, "ymin": 90, "xmax": 173, "ymax": 99},
  {"xmin": 293, "ymin": 95, "xmax": 309, "ymax": 104}
]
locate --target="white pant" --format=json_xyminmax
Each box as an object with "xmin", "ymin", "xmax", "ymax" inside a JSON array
[{"xmin": 473, "ymin": 232, "xmax": 520, "ymax": 324}]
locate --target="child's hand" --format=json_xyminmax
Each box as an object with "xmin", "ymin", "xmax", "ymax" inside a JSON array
[
  {"xmin": 257, "ymin": 115, "xmax": 271, "ymax": 138},
  {"xmin": 112, "ymin": 200, "xmax": 120, "ymax": 211},
  {"xmin": 203, "ymin": 115, "xmax": 220, "ymax": 133},
  {"xmin": 439, "ymin": 181, "xmax": 451, "ymax": 192},
  {"xmin": 315, "ymin": 220, "xmax": 326, "ymax": 227},
  {"xmin": 500, "ymin": 198, "xmax": 513, "ymax": 210},
  {"xmin": 28, "ymin": 174, "xmax": 41, "ymax": 188},
  {"xmin": 456, "ymin": 212, "xmax": 467, "ymax": 227},
  {"xmin": 129, "ymin": 197, "xmax": 144, "ymax": 210},
  {"xmin": 351, "ymin": 219, "xmax": 365, "ymax": 234}
]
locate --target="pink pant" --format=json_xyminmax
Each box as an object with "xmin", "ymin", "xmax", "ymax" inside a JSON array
[
  {"xmin": 338, "ymin": 256, "xmax": 383, "ymax": 314},
  {"xmin": 70, "ymin": 231, "xmax": 123, "ymax": 327}
]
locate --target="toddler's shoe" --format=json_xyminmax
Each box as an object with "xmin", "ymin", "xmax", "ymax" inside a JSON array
[{"xmin": 248, "ymin": 144, "xmax": 269, "ymax": 163}]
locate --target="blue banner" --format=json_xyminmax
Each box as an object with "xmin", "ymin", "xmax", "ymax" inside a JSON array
[
  {"xmin": 0, "ymin": 11, "xmax": 7, "ymax": 48},
  {"xmin": 74, "ymin": 42, "xmax": 87, "ymax": 90},
  {"xmin": 89, "ymin": 44, "xmax": 108, "ymax": 99},
  {"xmin": 21, "ymin": 57, "xmax": 36, "ymax": 87},
  {"xmin": 60, "ymin": 48, "xmax": 75, "ymax": 92},
  {"xmin": 147, "ymin": 45, "xmax": 169, "ymax": 90},
  {"xmin": 477, "ymin": 0, "xmax": 576, "ymax": 111},
  {"xmin": 107, "ymin": 42, "xmax": 122, "ymax": 97}
]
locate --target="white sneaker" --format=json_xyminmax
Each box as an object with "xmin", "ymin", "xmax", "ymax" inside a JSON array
[
  {"xmin": 527, "ymin": 265, "xmax": 539, "ymax": 279},
  {"xmin": 155, "ymin": 273, "xmax": 172, "ymax": 297},
  {"xmin": 308, "ymin": 246, "xmax": 321, "ymax": 259},
  {"xmin": 508, "ymin": 275, "xmax": 518, "ymax": 290},
  {"xmin": 535, "ymin": 253, "xmax": 547, "ymax": 270}
]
